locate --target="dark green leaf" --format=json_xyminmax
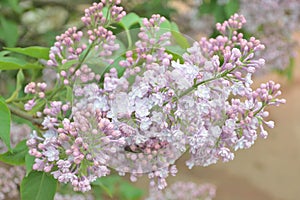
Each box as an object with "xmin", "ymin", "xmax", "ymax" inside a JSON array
[
  {"xmin": 0, "ymin": 16, "xmax": 19, "ymax": 47},
  {"xmin": 25, "ymin": 154, "xmax": 35, "ymax": 176},
  {"xmin": 119, "ymin": 182, "xmax": 144, "ymax": 200},
  {"xmin": 92, "ymin": 185, "xmax": 104, "ymax": 200},
  {"xmin": 198, "ymin": 0, "xmax": 217, "ymax": 15},
  {"xmin": 1, "ymin": 0, "xmax": 22, "ymax": 14},
  {"xmin": 0, "ymin": 57, "xmax": 43, "ymax": 70},
  {"xmin": 225, "ymin": 0, "xmax": 239, "ymax": 17},
  {"xmin": 0, "ymin": 98, "xmax": 11, "ymax": 151},
  {"xmin": 5, "ymin": 46, "xmax": 50, "ymax": 60},
  {"xmin": 92, "ymin": 176, "xmax": 121, "ymax": 198},
  {"xmin": 21, "ymin": 171, "xmax": 57, "ymax": 200},
  {"xmin": 0, "ymin": 140, "xmax": 27, "ymax": 165},
  {"xmin": 213, "ymin": 5, "xmax": 227, "ymax": 23}
]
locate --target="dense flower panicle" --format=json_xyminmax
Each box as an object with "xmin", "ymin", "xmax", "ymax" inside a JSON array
[
  {"xmin": 146, "ymin": 181, "xmax": 216, "ymax": 200},
  {"xmin": 26, "ymin": 0, "xmax": 285, "ymax": 192}
]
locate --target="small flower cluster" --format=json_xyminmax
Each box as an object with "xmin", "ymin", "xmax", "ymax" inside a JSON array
[
  {"xmin": 26, "ymin": 1, "xmax": 285, "ymax": 193},
  {"xmin": 24, "ymin": 82, "xmax": 47, "ymax": 111},
  {"xmin": 146, "ymin": 181, "xmax": 216, "ymax": 200},
  {"xmin": 188, "ymin": 0, "xmax": 300, "ymax": 72}
]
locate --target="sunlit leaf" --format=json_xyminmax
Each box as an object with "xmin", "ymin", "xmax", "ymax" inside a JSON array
[
  {"xmin": 119, "ymin": 13, "xmax": 141, "ymax": 30},
  {"xmin": 5, "ymin": 46, "xmax": 50, "ymax": 60},
  {"xmin": 0, "ymin": 97, "xmax": 11, "ymax": 151},
  {"xmin": 21, "ymin": 171, "xmax": 57, "ymax": 200},
  {"xmin": 0, "ymin": 57, "xmax": 43, "ymax": 70},
  {"xmin": 0, "ymin": 140, "xmax": 27, "ymax": 165}
]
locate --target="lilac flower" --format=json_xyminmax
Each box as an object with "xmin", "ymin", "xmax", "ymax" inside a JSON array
[{"xmin": 27, "ymin": 1, "xmax": 285, "ymax": 193}]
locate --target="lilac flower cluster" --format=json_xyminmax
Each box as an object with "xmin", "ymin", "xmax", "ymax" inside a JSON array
[
  {"xmin": 146, "ymin": 181, "xmax": 216, "ymax": 200},
  {"xmin": 26, "ymin": 1, "xmax": 285, "ymax": 193},
  {"xmin": 24, "ymin": 82, "xmax": 47, "ymax": 111},
  {"xmin": 188, "ymin": 0, "xmax": 300, "ymax": 72}
]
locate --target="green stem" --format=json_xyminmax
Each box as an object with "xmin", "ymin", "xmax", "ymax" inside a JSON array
[
  {"xmin": 7, "ymin": 104, "xmax": 42, "ymax": 125},
  {"xmin": 254, "ymin": 103, "xmax": 266, "ymax": 116},
  {"xmin": 125, "ymin": 28, "xmax": 132, "ymax": 49}
]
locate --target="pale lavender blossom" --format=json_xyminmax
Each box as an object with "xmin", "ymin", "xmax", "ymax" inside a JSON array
[{"xmin": 26, "ymin": 1, "xmax": 285, "ymax": 193}]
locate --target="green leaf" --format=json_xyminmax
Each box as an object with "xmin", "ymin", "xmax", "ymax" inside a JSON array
[
  {"xmin": 60, "ymin": 59, "xmax": 78, "ymax": 70},
  {"xmin": 165, "ymin": 46, "xmax": 185, "ymax": 63},
  {"xmin": 170, "ymin": 22, "xmax": 190, "ymax": 49},
  {"xmin": 66, "ymin": 85, "xmax": 73, "ymax": 102},
  {"xmin": 0, "ymin": 140, "xmax": 28, "ymax": 165},
  {"xmin": 5, "ymin": 46, "xmax": 50, "ymax": 60},
  {"xmin": 213, "ymin": 5, "xmax": 227, "ymax": 23},
  {"xmin": 119, "ymin": 13, "xmax": 141, "ymax": 30},
  {"xmin": 1, "ymin": 0, "xmax": 22, "ymax": 14},
  {"xmin": 0, "ymin": 57, "xmax": 43, "ymax": 70},
  {"xmin": 94, "ymin": 180, "xmax": 113, "ymax": 198},
  {"xmin": 25, "ymin": 154, "xmax": 35, "ymax": 176},
  {"xmin": 21, "ymin": 171, "xmax": 57, "ymax": 200},
  {"xmin": 0, "ymin": 51, "xmax": 10, "ymax": 57},
  {"xmin": 92, "ymin": 176, "xmax": 121, "ymax": 198},
  {"xmin": 119, "ymin": 182, "xmax": 144, "ymax": 200},
  {"xmin": 198, "ymin": 0, "xmax": 217, "ymax": 15},
  {"xmin": 100, "ymin": 56, "xmax": 126, "ymax": 79},
  {"xmin": 156, "ymin": 19, "xmax": 190, "ymax": 49},
  {"xmin": 8, "ymin": 0, "xmax": 22, "ymax": 14},
  {"xmin": 16, "ymin": 69, "xmax": 25, "ymax": 91},
  {"xmin": 0, "ymin": 16, "xmax": 19, "ymax": 47},
  {"xmin": 225, "ymin": 0, "xmax": 239, "ymax": 17},
  {"xmin": 0, "ymin": 98, "xmax": 11, "ymax": 151},
  {"xmin": 92, "ymin": 185, "xmax": 105, "ymax": 200},
  {"xmin": 5, "ymin": 69, "xmax": 24, "ymax": 103}
]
